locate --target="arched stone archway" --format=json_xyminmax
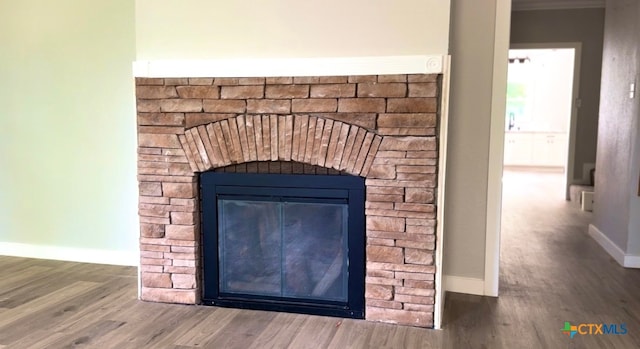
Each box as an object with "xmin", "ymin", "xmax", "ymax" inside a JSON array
[{"xmin": 178, "ymin": 115, "xmax": 381, "ymax": 177}]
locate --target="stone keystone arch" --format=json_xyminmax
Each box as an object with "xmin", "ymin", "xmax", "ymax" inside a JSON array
[{"xmin": 177, "ymin": 114, "xmax": 382, "ymax": 176}]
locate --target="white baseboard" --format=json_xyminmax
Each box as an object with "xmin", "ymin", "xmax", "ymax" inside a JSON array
[
  {"xmin": 0, "ymin": 242, "xmax": 138, "ymax": 266},
  {"xmin": 625, "ymin": 255, "xmax": 640, "ymax": 268},
  {"xmin": 588, "ymin": 224, "xmax": 625, "ymax": 265},
  {"xmin": 443, "ymin": 275, "xmax": 486, "ymax": 296},
  {"xmin": 588, "ymin": 224, "xmax": 640, "ymax": 268}
]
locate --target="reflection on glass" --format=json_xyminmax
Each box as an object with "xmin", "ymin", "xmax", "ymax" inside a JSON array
[
  {"xmin": 219, "ymin": 200, "xmax": 281, "ymax": 296},
  {"xmin": 218, "ymin": 199, "xmax": 347, "ymax": 302}
]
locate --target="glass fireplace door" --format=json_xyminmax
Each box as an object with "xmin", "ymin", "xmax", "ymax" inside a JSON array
[
  {"xmin": 218, "ymin": 199, "xmax": 348, "ymax": 302},
  {"xmin": 201, "ymin": 172, "xmax": 365, "ymax": 319}
]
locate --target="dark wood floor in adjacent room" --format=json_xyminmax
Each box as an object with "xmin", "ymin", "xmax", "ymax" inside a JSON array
[{"xmin": 1, "ymin": 169, "xmax": 639, "ymax": 348}]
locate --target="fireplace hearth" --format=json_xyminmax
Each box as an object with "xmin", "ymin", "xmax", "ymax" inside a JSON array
[
  {"xmin": 201, "ymin": 172, "xmax": 365, "ymax": 318},
  {"xmin": 136, "ymin": 73, "xmax": 440, "ymax": 327}
]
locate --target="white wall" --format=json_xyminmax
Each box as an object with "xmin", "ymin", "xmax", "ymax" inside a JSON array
[
  {"xmin": 444, "ymin": 0, "xmax": 510, "ymax": 295},
  {"xmin": 0, "ymin": 0, "xmax": 138, "ymax": 265},
  {"xmin": 135, "ymin": 0, "xmax": 450, "ymax": 60},
  {"xmin": 445, "ymin": 1, "xmax": 496, "ymax": 280},
  {"xmin": 0, "ymin": 0, "xmax": 463, "ymax": 276}
]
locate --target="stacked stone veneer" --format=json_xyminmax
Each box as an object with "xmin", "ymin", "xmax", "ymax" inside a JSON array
[{"xmin": 136, "ymin": 74, "xmax": 440, "ymax": 328}]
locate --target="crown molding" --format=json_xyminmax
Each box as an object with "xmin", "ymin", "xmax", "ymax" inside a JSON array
[{"xmin": 512, "ymin": 0, "xmax": 605, "ymax": 11}]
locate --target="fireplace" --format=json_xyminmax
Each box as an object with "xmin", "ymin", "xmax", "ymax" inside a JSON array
[
  {"xmin": 136, "ymin": 73, "xmax": 440, "ymax": 327},
  {"xmin": 201, "ymin": 172, "xmax": 365, "ymax": 318}
]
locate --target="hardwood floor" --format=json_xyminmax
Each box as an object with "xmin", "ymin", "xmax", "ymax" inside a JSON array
[{"xmin": 1, "ymin": 169, "xmax": 639, "ymax": 348}]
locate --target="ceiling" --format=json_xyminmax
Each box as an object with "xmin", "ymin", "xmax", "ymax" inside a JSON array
[{"xmin": 512, "ymin": 0, "xmax": 605, "ymax": 11}]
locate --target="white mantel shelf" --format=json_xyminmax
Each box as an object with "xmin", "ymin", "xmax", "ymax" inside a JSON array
[{"xmin": 132, "ymin": 55, "xmax": 445, "ymax": 78}]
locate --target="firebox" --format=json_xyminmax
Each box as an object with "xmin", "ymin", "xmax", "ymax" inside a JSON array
[{"xmin": 200, "ymin": 172, "xmax": 365, "ymax": 318}]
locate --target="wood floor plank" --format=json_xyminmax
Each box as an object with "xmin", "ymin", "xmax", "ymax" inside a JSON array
[
  {"xmin": 45, "ymin": 279, "xmax": 135, "ymax": 335},
  {"xmin": 367, "ymin": 322, "xmax": 412, "ymax": 348},
  {"xmin": 43, "ymin": 320, "xmax": 127, "ymax": 349},
  {"xmin": 287, "ymin": 314, "xmax": 341, "ymax": 349},
  {"xmin": 1, "ymin": 329, "xmax": 69, "ymax": 349},
  {"xmin": 0, "ymin": 276, "xmax": 131, "ymax": 344},
  {"xmin": 0, "ymin": 265, "xmax": 51, "ymax": 292},
  {"xmin": 0, "ymin": 265, "xmax": 78, "ymax": 309},
  {"xmin": 106, "ymin": 304, "xmax": 195, "ymax": 348},
  {"xmin": 325, "ymin": 318, "xmax": 374, "ymax": 349},
  {"xmin": 103, "ymin": 306, "xmax": 211, "ymax": 349},
  {"xmin": 199, "ymin": 309, "xmax": 278, "ymax": 348},
  {"xmin": 172, "ymin": 307, "xmax": 241, "ymax": 347},
  {"xmin": 0, "ymin": 281, "xmax": 99, "ymax": 331},
  {"xmin": 247, "ymin": 312, "xmax": 307, "ymax": 349}
]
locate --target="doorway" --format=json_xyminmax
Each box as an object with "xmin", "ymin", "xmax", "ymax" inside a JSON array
[
  {"xmin": 483, "ymin": 43, "xmax": 583, "ymax": 296},
  {"xmin": 504, "ymin": 48, "xmax": 574, "ymax": 175},
  {"xmin": 504, "ymin": 44, "xmax": 582, "ymax": 199}
]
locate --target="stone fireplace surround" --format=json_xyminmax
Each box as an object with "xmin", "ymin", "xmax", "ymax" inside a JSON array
[{"xmin": 136, "ymin": 73, "xmax": 440, "ymax": 328}]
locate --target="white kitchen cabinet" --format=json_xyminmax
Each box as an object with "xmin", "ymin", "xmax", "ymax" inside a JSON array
[
  {"xmin": 504, "ymin": 132, "xmax": 566, "ymax": 167},
  {"xmin": 504, "ymin": 133, "xmax": 534, "ymax": 166},
  {"xmin": 532, "ymin": 133, "xmax": 566, "ymax": 167}
]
